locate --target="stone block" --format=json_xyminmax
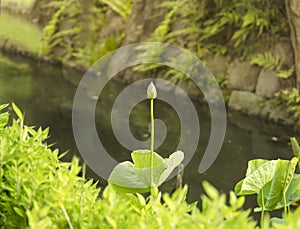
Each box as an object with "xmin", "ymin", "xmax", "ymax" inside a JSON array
[
  {"xmin": 228, "ymin": 90, "xmax": 263, "ymax": 116},
  {"xmin": 256, "ymin": 68, "xmax": 280, "ymax": 98},
  {"xmin": 228, "ymin": 59, "xmax": 260, "ymax": 91}
]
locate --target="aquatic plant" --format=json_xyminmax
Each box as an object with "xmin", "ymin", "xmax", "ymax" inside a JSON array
[
  {"xmin": 235, "ymin": 138, "xmax": 300, "ymax": 226},
  {"xmin": 108, "ymin": 82, "xmax": 184, "ymax": 193}
]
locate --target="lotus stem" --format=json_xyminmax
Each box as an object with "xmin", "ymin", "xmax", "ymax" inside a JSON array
[
  {"xmin": 283, "ymin": 192, "xmax": 287, "ymax": 215},
  {"xmin": 261, "ymin": 189, "xmax": 265, "ymax": 227},
  {"xmin": 147, "ymin": 82, "xmax": 157, "ymax": 188},
  {"xmin": 150, "ymin": 98, "xmax": 154, "ymax": 186}
]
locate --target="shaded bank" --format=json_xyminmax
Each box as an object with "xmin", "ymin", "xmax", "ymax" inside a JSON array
[{"xmin": 1, "ymin": 0, "xmax": 300, "ymax": 128}]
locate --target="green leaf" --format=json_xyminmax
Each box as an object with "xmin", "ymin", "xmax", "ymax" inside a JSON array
[
  {"xmin": 235, "ymin": 159, "xmax": 276, "ymax": 195},
  {"xmin": 132, "ymin": 150, "xmax": 167, "ymax": 186},
  {"xmin": 131, "ymin": 150, "xmax": 166, "ymax": 168},
  {"xmin": 0, "ymin": 103, "xmax": 9, "ymax": 128},
  {"xmin": 291, "ymin": 137, "xmax": 300, "ymax": 158},
  {"xmin": 241, "ymin": 13, "xmax": 255, "ymax": 28},
  {"xmin": 203, "ymin": 180, "xmax": 219, "ymax": 200},
  {"xmin": 13, "ymin": 207, "xmax": 25, "ymax": 217},
  {"xmin": 108, "ymin": 150, "xmax": 184, "ymax": 193},
  {"xmin": 0, "ymin": 114, "xmax": 9, "ymax": 128},
  {"xmin": 12, "ymin": 103, "xmax": 23, "ymax": 120},
  {"xmin": 0, "ymin": 103, "xmax": 9, "ymax": 111},
  {"xmin": 108, "ymin": 152, "xmax": 167, "ymax": 193},
  {"xmin": 264, "ymin": 157, "xmax": 298, "ymax": 209},
  {"xmin": 257, "ymin": 181, "xmax": 271, "ymax": 208},
  {"xmin": 108, "ymin": 161, "xmax": 152, "ymax": 193},
  {"xmin": 270, "ymin": 217, "xmax": 285, "ymax": 226},
  {"xmin": 255, "ymin": 173, "xmax": 300, "ymax": 212},
  {"xmin": 157, "ymin": 150, "xmax": 184, "ymax": 186},
  {"xmin": 254, "ymin": 174, "xmax": 300, "ymax": 212}
]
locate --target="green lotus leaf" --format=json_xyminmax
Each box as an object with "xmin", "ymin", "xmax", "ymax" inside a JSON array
[
  {"xmin": 108, "ymin": 150, "xmax": 184, "ymax": 193},
  {"xmin": 131, "ymin": 150, "xmax": 166, "ymax": 168},
  {"xmin": 157, "ymin": 150, "xmax": 184, "ymax": 186},
  {"xmin": 235, "ymin": 159, "xmax": 276, "ymax": 195},
  {"xmin": 264, "ymin": 157, "xmax": 298, "ymax": 209}
]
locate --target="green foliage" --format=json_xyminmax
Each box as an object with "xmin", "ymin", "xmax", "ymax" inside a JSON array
[
  {"xmin": 136, "ymin": 0, "xmax": 290, "ymax": 83},
  {"xmin": 291, "ymin": 137, "xmax": 300, "ymax": 172},
  {"xmin": 38, "ymin": 0, "xmax": 84, "ymax": 59},
  {"xmin": 152, "ymin": 3, "xmax": 178, "ymax": 42},
  {"xmin": 0, "ymin": 104, "xmax": 101, "ymax": 228},
  {"xmin": 39, "ymin": 0, "xmax": 132, "ymax": 66},
  {"xmin": 0, "ymin": 104, "xmax": 9, "ymax": 128},
  {"xmin": 291, "ymin": 137, "xmax": 300, "ymax": 159},
  {"xmin": 0, "ymin": 103, "xmax": 257, "ymax": 228},
  {"xmin": 74, "ymin": 32, "xmax": 123, "ymax": 67},
  {"xmin": 274, "ymin": 88, "xmax": 300, "ymax": 119},
  {"xmin": 155, "ymin": 0, "xmax": 288, "ymax": 57},
  {"xmin": 38, "ymin": 3, "xmax": 68, "ymax": 55},
  {"xmin": 100, "ymin": 182, "xmax": 256, "ymax": 229},
  {"xmin": 108, "ymin": 83, "xmax": 184, "ymax": 193},
  {"xmin": 273, "ymin": 206, "xmax": 300, "ymax": 228},
  {"xmin": 98, "ymin": 0, "xmax": 133, "ymax": 21},
  {"xmin": 108, "ymin": 150, "xmax": 184, "ymax": 193},
  {"xmin": 235, "ymin": 139, "xmax": 300, "ymax": 226},
  {"xmin": 235, "ymin": 157, "xmax": 300, "ymax": 212},
  {"xmin": 5, "ymin": 103, "xmax": 300, "ymax": 228},
  {"xmin": 249, "ymin": 52, "xmax": 294, "ymax": 79},
  {"xmin": 235, "ymin": 159, "xmax": 277, "ymax": 196}
]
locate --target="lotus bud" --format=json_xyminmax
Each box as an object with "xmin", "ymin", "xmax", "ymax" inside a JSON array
[{"xmin": 147, "ymin": 82, "xmax": 157, "ymax": 99}]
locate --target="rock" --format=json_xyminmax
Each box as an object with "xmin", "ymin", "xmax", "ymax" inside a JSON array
[
  {"xmin": 259, "ymin": 100, "xmax": 273, "ymax": 118},
  {"xmin": 268, "ymin": 106, "xmax": 296, "ymax": 125},
  {"xmin": 228, "ymin": 59, "xmax": 260, "ymax": 91},
  {"xmin": 99, "ymin": 9, "xmax": 127, "ymax": 39},
  {"xmin": 260, "ymin": 99, "xmax": 296, "ymax": 125},
  {"xmin": 272, "ymin": 39, "xmax": 294, "ymax": 67},
  {"xmin": 256, "ymin": 68, "xmax": 280, "ymax": 98},
  {"xmin": 205, "ymin": 55, "xmax": 230, "ymax": 77},
  {"xmin": 122, "ymin": 0, "xmax": 166, "ymax": 44},
  {"xmin": 228, "ymin": 90, "xmax": 263, "ymax": 116}
]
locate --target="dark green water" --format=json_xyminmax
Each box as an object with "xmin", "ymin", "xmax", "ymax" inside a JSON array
[{"xmin": 0, "ymin": 52, "xmax": 297, "ymax": 217}]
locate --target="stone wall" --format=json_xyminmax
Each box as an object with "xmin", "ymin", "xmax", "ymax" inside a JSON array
[
  {"xmin": 121, "ymin": 0, "xmax": 300, "ymax": 127},
  {"xmin": 225, "ymin": 39, "xmax": 300, "ymax": 126}
]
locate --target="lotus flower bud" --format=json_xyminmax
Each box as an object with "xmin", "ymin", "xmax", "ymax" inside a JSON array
[{"xmin": 147, "ymin": 82, "xmax": 157, "ymax": 99}]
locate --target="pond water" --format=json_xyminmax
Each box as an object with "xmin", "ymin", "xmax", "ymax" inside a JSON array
[{"xmin": 0, "ymin": 52, "xmax": 298, "ymax": 217}]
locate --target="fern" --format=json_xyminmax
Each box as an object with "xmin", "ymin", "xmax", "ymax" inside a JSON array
[
  {"xmin": 277, "ymin": 67, "xmax": 295, "ymax": 79},
  {"xmin": 249, "ymin": 52, "xmax": 294, "ymax": 79},
  {"xmin": 150, "ymin": 0, "xmax": 288, "ymax": 58},
  {"xmin": 249, "ymin": 52, "xmax": 283, "ymax": 70},
  {"xmin": 38, "ymin": 0, "xmax": 131, "ymax": 66},
  {"xmin": 98, "ymin": 0, "xmax": 133, "ymax": 21},
  {"xmin": 151, "ymin": 3, "xmax": 178, "ymax": 41},
  {"xmin": 133, "ymin": 1, "xmax": 178, "ymax": 73},
  {"xmin": 274, "ymin": 88, "xmax": 300, "ymax": 118},
  {"xmin": 38, "ymin": 4, "xmax": 66, "ymax": 55}
]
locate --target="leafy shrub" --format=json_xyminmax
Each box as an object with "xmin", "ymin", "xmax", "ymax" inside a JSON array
[
  {"xmin": 274, "ymin": 88, "xmax": 300, "ymax": 119},
  {"xmin": 0, "ymin": 103, "xmax": 256, "ymax": 228},
  {"xmin": 154, "ymin": 0, "xmax": 288, "ymax": 57},
  {"xmin": 39, "ymin": 0, "xmax": 133, "ymax": 66},
  {"xmin": 249, "ymin": 52, "xmax": 294, "ymax": 79},
  {"xmin": 273, "ymin": 206, "xmax": 300, "ymax": 228}
]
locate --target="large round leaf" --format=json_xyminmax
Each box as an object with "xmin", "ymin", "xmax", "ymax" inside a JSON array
[{"xmin": 108, "ymin": 150, "xmax": 184, "ymax": 193}]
